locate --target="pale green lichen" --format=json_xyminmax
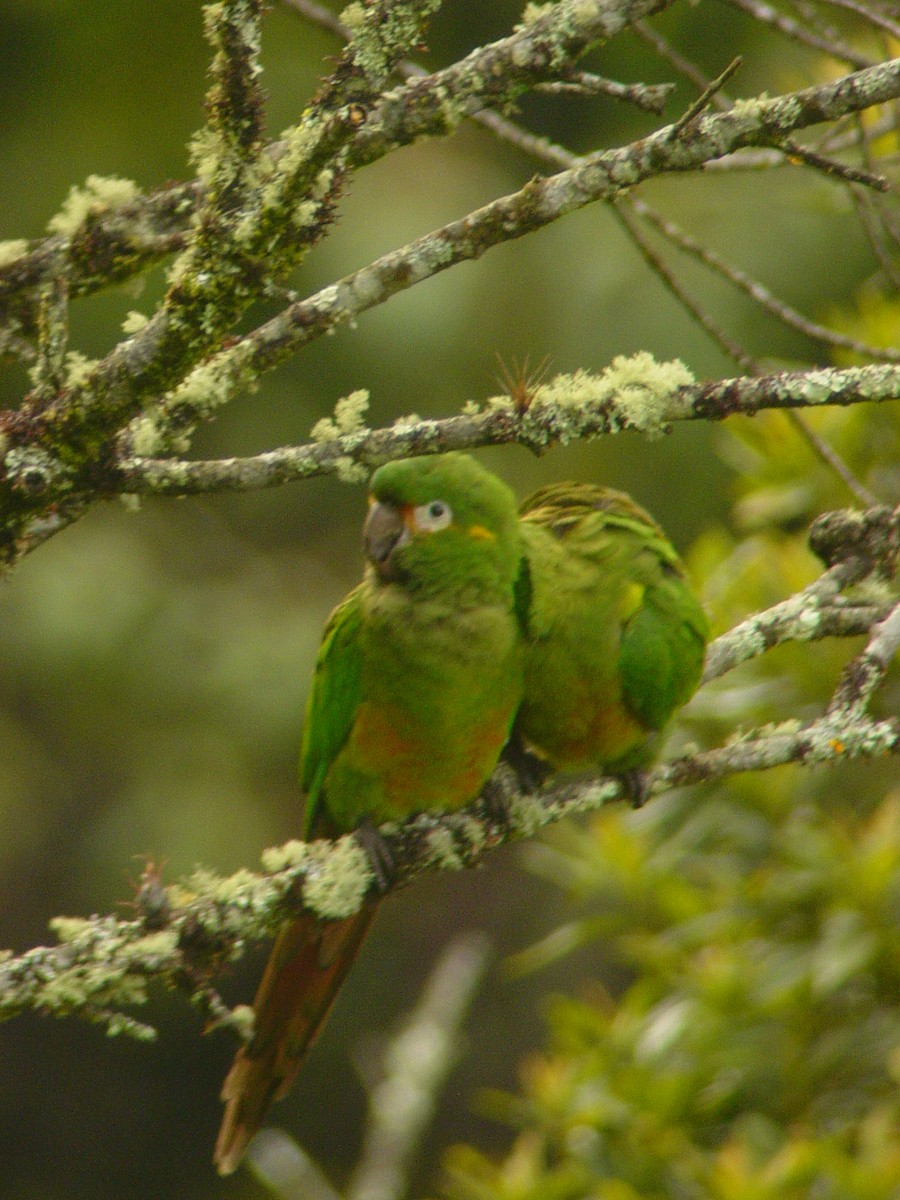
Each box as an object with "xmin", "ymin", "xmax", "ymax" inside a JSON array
[
  {"xmin": 392, "ymin": 412, "xmax": 422, "ymax": 431},
  {"xmin": 131, "ymin": 930, "xmax": 179, "ymax": 961},
  {"xmin": 50, "ymin": 916, "xmax": 96, "ymax": 944},
  {"xmin": 64, "ymin": 351, "xmax": 99, "ymax": 388},
  {"xmin": 458, "ymin": 815, "xmax": 488, "ymax": 852},
  {"xmin": 122, "ymin": 310, "xmax": 149, "ymax": 335},
  {"xmin": 104, "ymin": 1013, "xmax": 158, "ymax": 1041},
  {"xmin": 202, "ymin": 867, "xmax": 264, "ymax": 906},
  {"xmin": 311, "ymin": 388, "xmax": 371, "ymax": 442},
  {"xmin": 301, "ymin": 836, "xmax": 373, "ymax": 920},
  {"xmin": 47, "ymin": 175, "xmax": 140, "ymax": 236},
  {"xmin": 520, "ymin": 3, "xmax": 554, "ymax": 26},
  {"xmin": 334, "ymin": 456, "xmax": 368, "ymax": 484},
  {"xmin": 425, "ymin": 826, "xmax": 466, "ymax": 871},
  {"xmin": 37, "ymin": 962, "xmax": 148, "ymax": 1014},
  {"xmin": 158, "ymin": 338, "xmax": 259, "ymax": 443},
  {"xmin": 128, "ymin": 414, "xmax": 169, "ymax": 458},
  {"xmin": 732, "ymin": 95, "xmax": 769, "ymax": 117},
  {"xmin": 525, "ymin": 353, "xmax": 695, "ymax": 443},
  {"xmin": 508, "ymin": 793, "xmax": 553, "ymax": 838},
  {"xmin": 188, "ymin": 127, "xmax": 223, "ymax": 187},
  {"xmin": 462, "ymin": 399, "xmax": 482, "ymax": 416},
  {"xmin": 0, "ymin": 239, "xmax": 27, "ymax": 267},
  {"xmin": 340, "ymin": 1, "xmax": 365, "ymax": 29},
  {"xmin": 260, "ymin": 838, "xmax": 309, "ymax": 874},
  {"xmin": 348, "ymin": 3, "xmax": 441, "ymax": 85},
  {"xmin": 228, "ymin": 1003, "xmax": 256, "ymax": 1043}
]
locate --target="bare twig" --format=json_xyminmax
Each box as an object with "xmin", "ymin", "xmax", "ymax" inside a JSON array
[
  {"xmin": 668, "ymin": 56, "xmax": 743, "ymax": 137},
  {"xmin": 632, "ymin": 20, "xmax": 734, "ymax": 108},
  {"xmin": 623, "ymin": 197, "xmax": 900, "ymax": 364},
  {"xmin": 346, "ymin": 934, "xmax": 491, "ymax": 1200},
  {"xmin": 719, "ymin": 0, "xmax": 874, "ymax": 69}
]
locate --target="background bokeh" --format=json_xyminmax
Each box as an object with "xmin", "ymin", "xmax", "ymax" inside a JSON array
[{"xmin": 0, "ymin": 3, "xmax": 894, "ymax": 1198}]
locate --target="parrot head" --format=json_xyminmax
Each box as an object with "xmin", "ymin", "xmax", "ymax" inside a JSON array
[{"xmin": 365, "ymin": 453, "xmax": 522, "ymax": 596}]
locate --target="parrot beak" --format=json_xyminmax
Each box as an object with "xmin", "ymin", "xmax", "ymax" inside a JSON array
[{"xmin": 364, "ymin": 500, "xmax": 410, "ymax": 579}]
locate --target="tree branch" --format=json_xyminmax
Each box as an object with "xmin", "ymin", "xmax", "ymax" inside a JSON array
[
  {"xmin": 107, "ymin": 362, "xmax": 900, "ymax": 497},
  {"xmin": 0, "ymin": 500, "xmax": 895, "ymax": 1037}
]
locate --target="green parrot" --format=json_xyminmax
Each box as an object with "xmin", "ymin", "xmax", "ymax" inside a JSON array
[
  {"xmin": 214, "ymin": 453, "xmax": 526, "ymax": 1174},
  {"xmin": 515, "ymin": 481, "xmax": 708, "ymax": 778}
]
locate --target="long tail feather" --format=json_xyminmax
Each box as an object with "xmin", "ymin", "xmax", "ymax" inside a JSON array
[{"xmin": 215, "ymin": 901, "xmax": 380, "ymax": 1174}]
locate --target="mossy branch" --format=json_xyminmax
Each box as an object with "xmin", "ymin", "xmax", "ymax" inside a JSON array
[
  {"xmin": 107, "ymin": 360, "xmax": 900, "ymax": 497},
  {"xmin": 0, "ymin": 501, "xmax": 895, "ymax": 1040},
  {"xmin": 0, "ymin": 6, "xmax": 896, "ymax": 563}
]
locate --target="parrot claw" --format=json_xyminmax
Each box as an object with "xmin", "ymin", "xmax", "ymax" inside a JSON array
[
  {"xmin": 500, "ymin": 727, "xmax": 551, "ymax": 794},
  {"xmin": 479, "ymin": 765, "xmax": 520, "ymax": 831},
  {"xmin": 354, "ymin": 818, "xmax": 396, "ymax": 894},
  {"xmin": 619, "ymin": 768, "xmax": 650, "ymax": 809}
]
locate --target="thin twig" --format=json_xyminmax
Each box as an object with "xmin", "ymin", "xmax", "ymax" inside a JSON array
[
  {"xmin": 669, "ymin": 56, "xmax": 743, "ymax": 136},
  {"xmin": 780, "ymin": 138, "xmax": 889, "ymax": 191},
  {"xmin": 632, "ymin": 20, "xmax": 734, "ymax": 109},
  {"xmin": 346, "ymin": 934, "xmax": 491, "ymax": 1200},
  {"xmin": 624, "ymin": 196, "xmax": 900, "ymax": 364},
  {"xmin": 536, "ymin": 72, "xmax": 675, "ymax": 113},
  {"xmin": 719, "ymin": 0, "xmax": 874, "ymax": 69},
  {"xmin": 815, "ymin": 0, "xmax": 900, "ymax": 40},
  {"xmin": 612, "ymin": 199, "xmax": 757, "ymax": 372},
  {"xmin": 614, "ymin": 199, "xmax": 881, "ymax": 505}
]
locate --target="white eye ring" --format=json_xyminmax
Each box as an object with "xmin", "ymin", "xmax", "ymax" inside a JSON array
[{"xmin": 413, "ymin": 499, "xmax": 453, "ymax": 532}]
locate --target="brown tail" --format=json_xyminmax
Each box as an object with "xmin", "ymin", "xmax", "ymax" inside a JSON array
[{"xmin": 214, "ymin": 901, "xmax": 380, "ymax": 1175}]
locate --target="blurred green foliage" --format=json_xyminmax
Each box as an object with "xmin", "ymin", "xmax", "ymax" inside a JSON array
[
  {"xmin": 443, "ymin": 783, "xmax": 900, "ymax": 1200},
  {"xmin": 0, "ymin": 2, "xmax": 897, "ymax": 1199}
]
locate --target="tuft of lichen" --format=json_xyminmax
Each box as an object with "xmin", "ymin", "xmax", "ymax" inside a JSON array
[
  {"xmin": 0, "ymin": 239, "xmax": 27, "ymax": 267},
  {"xmin": 122, "ymin": 311, "xmax": 150, "ymax": 335},
  {"xmin": 522, "ymin": 353, "xmax": 695, "ymax": 445},
  {"xmin": 64, "ymin": 351, "xmax": 99, "ymax": 389},
  {"xmin": 260, "ymin": 839, "xmax": 309, "ymax": 874},
  {"xmin": 47, "ymin": 175, "xmax": 140, "ymax": 236},
  {"xmin": 392, "ymin": 412, "xmax": 422, "ymax": 431},
  {"xmin": 311, "ymin": 389, "xmax": 371, "ymax": 442},
  {"xmin": 334, "ymin": 456, "xmax": 368, "ymax": 484},
  {"xmin": 301, "ymin": 836, "xmax": 373, "ymax": 920},
  {"xmin": 425, "ymin": 826, "xmax": 466, "ymax": 871},
  {"xmin": 519, "ymin": 3, "xmax": 554, "ymax": 27}
]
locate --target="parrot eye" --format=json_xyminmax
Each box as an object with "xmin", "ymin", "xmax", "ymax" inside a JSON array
[{"xmin": 413, "ymin": 499, "xmax": 453, "ymax": 532}]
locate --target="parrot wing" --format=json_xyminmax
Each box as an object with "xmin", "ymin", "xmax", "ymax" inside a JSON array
[
  {"xmin": 617, "ymin": 568, "xmax": 708, "ymax": 732},
  {"xmin": 300, "ymin": 586, "xmax": 365, "ymax": 838},
  {"xmin": 519, "ymin": 481, "xmax": 708, "ymax": 768}
]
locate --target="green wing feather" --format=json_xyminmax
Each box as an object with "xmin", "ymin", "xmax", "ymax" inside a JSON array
[
  {"xmin": 299, "ymin": 586, "xmax": 365, "ymax": 837},
  {"xmin": 618, "ymin": 567, "xmax": 708, "ymax": 732},
  {"xmin": 519, "ymin": 481, "xmax": 708, "ymax": 770}
]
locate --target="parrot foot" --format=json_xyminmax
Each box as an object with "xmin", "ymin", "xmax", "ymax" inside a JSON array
[
  {"xmin": 500, "ymin": 727, "xmax": 551, "ymax": 794},
  {"xmin": 480, "ymin": 765, "xmax": 520, "ymax": 831},
  {"xmin": 354, "ymin": 818, "xmax": 396, "ymax": 894},
  {"xmin": 619, "ymin": 768, "xmax": 650, "ymax": 809}
]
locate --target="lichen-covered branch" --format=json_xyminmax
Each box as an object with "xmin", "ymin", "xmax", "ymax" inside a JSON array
[
  {"xmin": 113, "ymin": 58, "xmax": 900, "ymax": 451},
  {"xmin": 0, "ymin": 499, "xmax": 895, "ymax": 1038},
  {"xmin": 0, "ymin": 0, "xmax": 895, "ymax": 567},
  {"xmin": 110, "ymin": 361, "xmax": 900, "ymax": 497}
]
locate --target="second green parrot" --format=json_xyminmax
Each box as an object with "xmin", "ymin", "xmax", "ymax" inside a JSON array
[
  {"xmin": 516, "ymin": 480, "xmax": 708, "ymax": 777},
  {"xmin": 215, "ymin": 453, "xmax": 526, "ymax": 1173}
]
